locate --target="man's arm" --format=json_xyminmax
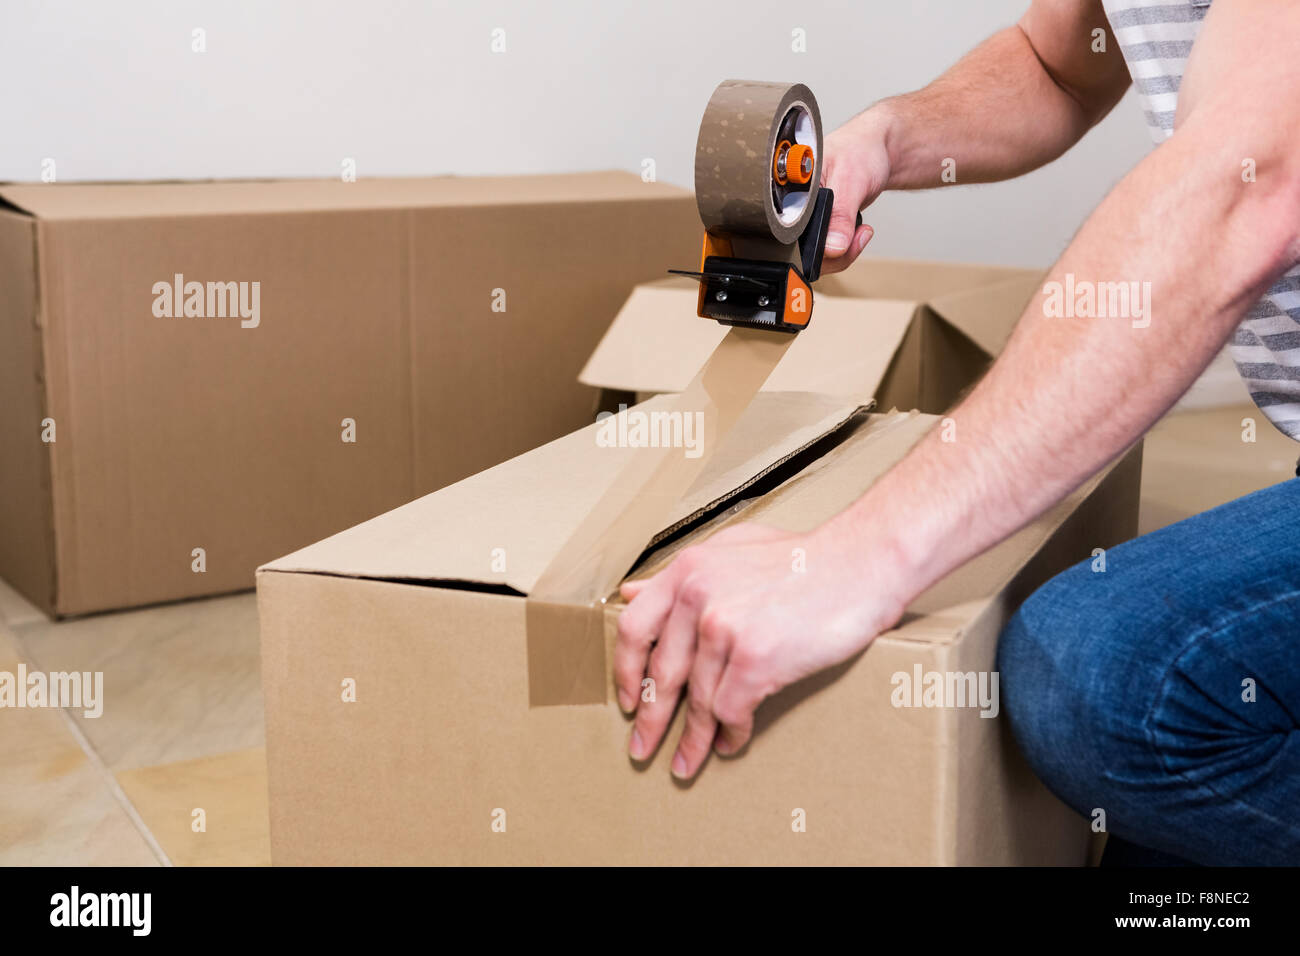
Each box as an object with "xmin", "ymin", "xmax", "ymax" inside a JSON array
[
  {"xmin": 822, "ymin": 0, "xmax": 1130, "ymax": 266},
  {"xmin": 616, "ymin": 0, "xmax": 1300, "ymax": 780},
  {"xmin": 830, "ymin": 0, "xmax": 1300, "ymax": 602}
]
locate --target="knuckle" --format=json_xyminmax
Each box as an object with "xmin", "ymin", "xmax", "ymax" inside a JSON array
[
  {"xmin": 686, "ymin": 692, "xmax": 714, "ymax": 727},
  {"xmin": 686, "ymin": 679, "xmax": 713, "ymax": 714},
  {"xmin": 679, "ymin": 573, "xmax": 709, "ymax": 607},
  {"xmin": 615, "ymin": 607, "xmax": 650, "ymax": 648},
  {"xmin": 697, "ymin": 606, "xmax": 732, "ymax": 645},
  {"xmin": 648, "ymin": 645, "xmax": 686, "ymax": 690},
  {"xmin": 615, "ymin": 613, "xmax": 635, "ymax": 645},
  {"xmin": 728, "ymin": 640, "xmax": 763, "ymax": 674}
]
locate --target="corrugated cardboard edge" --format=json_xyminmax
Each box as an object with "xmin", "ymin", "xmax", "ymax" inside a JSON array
[
  {"xmin": 0, "ymin": 208, "xmax": 58, "ymax": 615},
  {"xmin": 650, "ymin": 402, "xmax": 875, "ymax": 548}
]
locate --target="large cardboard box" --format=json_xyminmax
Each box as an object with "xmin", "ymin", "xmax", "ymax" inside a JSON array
[
  {"xmin": 580, "ymin": 259, "xmax": 1043, "ymax": 413},
  {"xmin": 0, "ymin": 173, "xmax": 698, "ymax": 616},
  {"xmin": 258, "ymin": 398, "xmax": 1142, "ymax": 865}
]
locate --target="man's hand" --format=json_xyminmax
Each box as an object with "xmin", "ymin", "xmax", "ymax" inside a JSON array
[
  {"xmin": 819, "ymin": 112, "xmax": 892, "ymax": 274},
  {"xmin": 614, "ymin": 521, "xmax": 908, "ymax": 780}
]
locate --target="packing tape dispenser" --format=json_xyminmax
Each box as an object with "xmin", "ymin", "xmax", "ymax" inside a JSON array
[{"xmin": 670, "ymin": 79, "xmax": 861, "ymax": 334}]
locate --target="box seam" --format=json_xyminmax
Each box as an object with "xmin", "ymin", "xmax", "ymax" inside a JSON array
[
  {"xmin": 30, "ymin": 219, "xmax": 60, "ymax": 614},
  {"xmin": 403, "ymin": 208, "xmax": 417, "ymax": 501},
  {"xmin": 937, "ymin": 641, "xmax": 959, "ymax": 867}
]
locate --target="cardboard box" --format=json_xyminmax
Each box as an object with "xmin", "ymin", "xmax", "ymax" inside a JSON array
[
  {"xmin": 0, "ymin": 173, "xmax": 698, "ymax": 616},
  {"xmin": 580, "ymin": 258, "xmax": 1043, "ymax": 412},
  {"xmin": 258, "ymin": 398, "xmax": 1141, "ymax": 865}
]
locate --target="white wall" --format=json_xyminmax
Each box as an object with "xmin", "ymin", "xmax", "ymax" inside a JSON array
[{"xmin": 1, "ymin": 0, "xmax": 1157, "ymax": 269}]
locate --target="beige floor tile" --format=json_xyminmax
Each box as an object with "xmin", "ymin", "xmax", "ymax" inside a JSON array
[
  {"xmin": 1138, "ymin": 404, "xmax": 1298, "ymax": 535},
  {"xmin": 0, "ymin": 626, "xmax": 160, "ymax": 866},
  {"xmin": 0, "ymin": 577, "xmax": 49, "ymax": 632},
  {"xmin": 15, "ymin": 592, "xmax": 264, "ymax": 772},
  {"xmin": 116, "ymin": 748, "xmax": 270, "ymax": 867}
]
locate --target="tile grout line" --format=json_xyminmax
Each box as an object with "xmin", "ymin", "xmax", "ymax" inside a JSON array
[
  {"xmin": 53, "ymin": 706, "xmax": 175, "ymax": 867},
  {"xmin": 11, "ymin": 626, "xmax": 175, "ymax": 868}
]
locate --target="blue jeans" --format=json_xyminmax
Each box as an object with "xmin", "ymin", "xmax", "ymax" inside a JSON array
[{"xmin": 998, "ymin": 478, "xmax": 1300, "ymax": 866}]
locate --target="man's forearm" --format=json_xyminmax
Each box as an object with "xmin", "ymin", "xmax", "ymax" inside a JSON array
[
  {"xmin": 823, "ymin": 114, "xmax": 1300, "ymax": 605},
  {"xmin": 857, "ymin": 22, "xmax": 1123, "ymax": 190}
]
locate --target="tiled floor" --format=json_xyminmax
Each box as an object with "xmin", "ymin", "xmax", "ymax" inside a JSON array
[
  {"xmin": 0, "ymin": 597, "xmax": 265, "ymax": 867},
  {"xmin": 0, "ymin": 404, "xmax": 1295, "ymax": 866}
]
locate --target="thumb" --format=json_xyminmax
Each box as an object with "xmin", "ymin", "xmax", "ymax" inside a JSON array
[
  {"xmin": 823, "ymin": 181, "xmax": 866, "ymax": 258},
  {"xmin": 820, "ymin": 146, "xmax": 873, "ymax": 255}
]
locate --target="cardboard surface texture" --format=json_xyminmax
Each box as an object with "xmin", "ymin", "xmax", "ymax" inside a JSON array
[
  {"xmin": 0, "ymin": 173, "xmax": 699, "ymax": 616},
  {"xmin": 258, "ymin": 396, "xmax": 1143, "ymax": 865},
  {"xmin": 580, "ymin": 258, "xmax": 1044, "ymax": 412}
]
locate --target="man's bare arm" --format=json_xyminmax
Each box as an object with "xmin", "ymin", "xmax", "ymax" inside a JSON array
[
  {"xmin": 825, "ymin": 0, "xmax": 1300, "ymax": 610},
  {"xmin": 824, "ymin": 0, "xmax": 1130, "ymax": 264},
  {"xmin": 880, "ymin": 0, "xmax": 1130, "ymax": 187},
  {"xmin": 616, "ymin": 0, "xmax": 1300, "ymax": 781}
]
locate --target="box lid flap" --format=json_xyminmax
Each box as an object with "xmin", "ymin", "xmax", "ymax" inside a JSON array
[
  {"xmin": 0, "ymin": 171, "xmax": 686, "ymax": 221},
  {"xmin": 261, "ymin": 390, "xmax": 865, "ymax": 594},
  {"xmin": 577, "ymin": 279, "xmax": 916, "ymax": 399},
  {"xmin": 813, "ymin": 257, "xmax": 1042, "ymax": 358},
  {"xmin": 925, "ymin": 272, "xmax": 1043, "ymax": 357},
  {"xmin": 816, "ymin": 257, "xmax": 1036, "ymax": 299}
]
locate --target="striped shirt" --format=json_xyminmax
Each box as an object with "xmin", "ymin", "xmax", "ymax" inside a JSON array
[{"xmin": 1102, "ymin": 0, "xmax": 1300, "ymax": 439}]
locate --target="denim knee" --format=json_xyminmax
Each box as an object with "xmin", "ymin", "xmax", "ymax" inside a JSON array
[
  {"xmin": 997, "ymin": 480, "xmax": 1300, "ymax": 863},
  {"xmin": 996, "ymin": 559, "xmax": 1161, "ymax": 819},
  {"xmin": 997, "ymin": 550, "xmax": 1300, "ymax": 864}
]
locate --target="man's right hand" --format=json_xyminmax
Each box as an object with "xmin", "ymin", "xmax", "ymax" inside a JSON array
[{"xmin": 819, "ymin": 109, "xmax": 893, "ymax": 275}]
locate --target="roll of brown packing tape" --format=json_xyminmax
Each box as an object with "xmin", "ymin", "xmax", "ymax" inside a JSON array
[{"xmin": 694, "ymin": 80, "xmax": 822, "ymax": 245}]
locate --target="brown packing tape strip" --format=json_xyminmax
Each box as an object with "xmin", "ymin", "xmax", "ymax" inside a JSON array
[{"xmin": 526, "ymin": 327, "xmax": 794, "ymax": 707}]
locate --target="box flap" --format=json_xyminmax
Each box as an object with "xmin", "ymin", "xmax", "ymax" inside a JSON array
[
  {"xmin": 0, "ymin": 172, "xmax": 686, "ymax": 221},
  {"xmin": 578, "ymin": 279, "xmax": 917, "ymax": 400},
  {"xmin": 925, "ymin": 272, "xmax": 1044, "ymax": 358},
  {"xmin": 816, "ymin": 256, "xmax": 1037, "ymax": 301},
  {"xmin": 261, "ymin": 391, "xmax": 865, "ymax": 594},
  {"xmin": 815, "ymin": 257, "xmax": 1042, "ymax": 358}
]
